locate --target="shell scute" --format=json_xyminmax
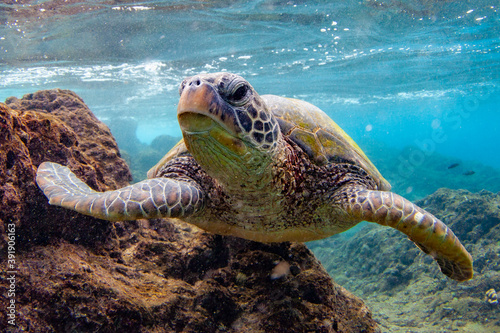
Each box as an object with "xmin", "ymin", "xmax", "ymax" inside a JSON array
[
  {"xmin": 289, "ymin": 128, "xmax": 327, "ymax": 165},
  {"xmin": 262, "ymin": 94, "xmax": 391, "ymax": 191}
]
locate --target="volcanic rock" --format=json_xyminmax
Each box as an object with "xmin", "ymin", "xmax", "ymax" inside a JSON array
[{"xmin": 1, "ymin": 90, "xmax": 132, "ymax": 247}]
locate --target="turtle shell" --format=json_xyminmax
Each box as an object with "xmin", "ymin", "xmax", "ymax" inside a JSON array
[
  {"xmin": 262, "ymin": 95, "xmax": 391, "ymax": 191},
  {"xmin": 148, "ymin": 94, "xmax": 391, "ymax": 192},
  {"xmin": 147, "ymin": 140, "xmax": 188, "ymax": 179}
]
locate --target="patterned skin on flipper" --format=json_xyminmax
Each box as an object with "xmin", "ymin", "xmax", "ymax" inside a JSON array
[
  {"xmin": 338, "ymin": 187, "xmax": 473, "ymax": 281},
  {"xmin": 36, "ymin": 162, "xmax": 205, "ymax": 221}
]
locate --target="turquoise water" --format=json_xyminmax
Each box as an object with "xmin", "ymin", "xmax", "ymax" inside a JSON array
[
  {"xmin": 2, "ymin": 2, "xmax": 500, "ymax": 331},
  {"xmin": 1, "ymin": 0, "xmax": 499, "ymax": 189}
]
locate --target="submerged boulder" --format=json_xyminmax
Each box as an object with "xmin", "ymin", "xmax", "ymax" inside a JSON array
[
  {"xmin": 0, "ymin": 90, "xmax": 132, "ymax": 247},
  {"xmin": 5, "ymin": 89, "xmax": 132, "ymax": 191},
  {"xmin": 0, "ymin": 90, "xmax": 379, "ymax": 332}
]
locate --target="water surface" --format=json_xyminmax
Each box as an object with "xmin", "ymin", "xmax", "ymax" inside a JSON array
[{"xmin": 1, "ymin": 0, "xmax": 499, "ymax": 187}]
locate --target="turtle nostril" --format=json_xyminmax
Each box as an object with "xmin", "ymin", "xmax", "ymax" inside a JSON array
[{"xmin": 189, "ymin": 77, "xmax": 201, "ymax": 87}]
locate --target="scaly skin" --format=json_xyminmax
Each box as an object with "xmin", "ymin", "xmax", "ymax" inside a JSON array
[
  {"xmin": 339, "ymin": 187, "xmax": 473, "ymax": 281},
  {"xmin": 36, "ymin": 162, "xmax": 205, "ymax": 221}
]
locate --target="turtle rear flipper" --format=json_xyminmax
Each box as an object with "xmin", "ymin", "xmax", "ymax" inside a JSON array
[
  {"xmin": 342, "ymin": 188, "xmax": 473, "ymax": 281},
  {"xmin": 36, "ymin": 162, "xmax": 205, "ymax": 221}
]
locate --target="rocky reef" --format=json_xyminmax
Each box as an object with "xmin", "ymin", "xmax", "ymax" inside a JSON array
[
  {"xmin": 310, "ymin": 188, "xmax": 500, "ymax": 332},
  {"xmin": 0, "ymin": 90, "xmax": 379, "ymax": 332},
  {"xmin": 0, "ymin": 90, "xmax": 132, "ymax": 247}
]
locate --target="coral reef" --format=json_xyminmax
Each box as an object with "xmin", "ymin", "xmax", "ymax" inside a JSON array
[
  {"xmin": 310, "ymin": 188, "xmax": 500, "ymax": 332},
  {"xmin": 0, "ymin": 90, "xmax": 379, "ymax": 332}
]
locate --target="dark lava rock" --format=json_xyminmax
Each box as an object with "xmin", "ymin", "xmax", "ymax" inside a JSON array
[
  {"xmin": 0, "ymin": 90, "xmax": 379, "ymax": 333},
  {"xmin": 310, "ymin": 188, "xmax": 500, "ymax": 332}
]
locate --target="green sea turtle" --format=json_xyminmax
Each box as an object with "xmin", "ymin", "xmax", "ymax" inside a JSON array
[{"xmin": 36, "ymin": 72, "xmax": 473, "ymax": 281}]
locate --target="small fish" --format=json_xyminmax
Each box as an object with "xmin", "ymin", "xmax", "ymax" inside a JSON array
[
  {"xmin": 448, "ymin": 163, "xmax": 460, "ymax": 169},
  {"xmin": 463, "ymin": 170, "xmax": 475, "ymax": 176}
]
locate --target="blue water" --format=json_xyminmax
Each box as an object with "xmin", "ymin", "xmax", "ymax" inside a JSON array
[
  {"xmin": 2, "ymin": 3, "xmax": 499, "ymax": 331},
  {"xmin": 1, "ymin": 0, "xmax": 499, "ymax": 179}
]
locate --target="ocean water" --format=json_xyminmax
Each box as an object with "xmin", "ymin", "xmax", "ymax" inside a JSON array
[
  {"xmin": 1, "ymin": 1, "xmax": 499, "ymax": 185},
  {"xmin": 1, "ymin": 1, "xmax": 498, "ymax": 166},
  {"xmin": 1, "ymin": 1, "xmax": 500, "ymax": 331}
]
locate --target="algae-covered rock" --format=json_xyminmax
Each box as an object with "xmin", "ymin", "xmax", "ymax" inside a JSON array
[
  {"xmin": 0, "ymin": 90, "xmax": 379, "ymax": 332},
  {"xmin": 1, "ymin": 223, "xmax": 379, "ymax": 332},
  {"xmin": 0, "ymin": 91, "xmax": 131, "ymax": 247},
  {"xmin": 5, "ymin": 89, "xmax": 132, "ymax": 190}
]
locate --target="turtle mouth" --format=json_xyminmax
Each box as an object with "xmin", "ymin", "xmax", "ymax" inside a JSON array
[
  {"xmin": 179, "ymin": 112, "xmax": 248, "ymax": 156},
  {"xmin": 178, "ymin": 112, "xmax": 217, "ymax": 133},
  {"xmin": 177, "ymin": 80, "xmax": 241, "ymax": 136},
  {"xmin": 177, "ymin": 78, "xmax": 249, "ymax": 156}
]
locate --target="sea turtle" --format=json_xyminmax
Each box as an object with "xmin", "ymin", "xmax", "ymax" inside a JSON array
[{"xmin": 36, "ymin": 72, "xmax": 473, "ymax": 281}]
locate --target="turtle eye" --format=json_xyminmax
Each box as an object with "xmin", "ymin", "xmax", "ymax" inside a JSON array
[
  {"xmin": 225, "ymin": 79, "xmax": 251, "ymax": 106},
  {"xmin": 232, "ymin": 85, "xmax": 248, "ymax": 101}
]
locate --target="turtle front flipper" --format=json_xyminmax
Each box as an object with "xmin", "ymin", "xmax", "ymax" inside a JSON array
[
  {"xmin": 342, "ymin": 188, "xmax": 473, "ymax": 281},
  {"xmin": 36, "ymin": 162, "xmax": 205, "ymax": 221}
]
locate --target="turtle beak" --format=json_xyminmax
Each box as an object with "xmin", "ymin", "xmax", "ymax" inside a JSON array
[
  {"xmin": 177, "ymin": 77, "xmax": 240, "ymax": 135},
  {"xmin": 178, "ymin": 82, "xmax": 216, "ymax": 133}
]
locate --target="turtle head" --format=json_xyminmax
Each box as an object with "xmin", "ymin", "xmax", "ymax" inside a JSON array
[
  {"xmin": 177, "ymin": 72, "xmax": 282, "ymax": 187},
  {"xmin": 178, "ymin": 73, "xmax": 280, "ymax": 151}
]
